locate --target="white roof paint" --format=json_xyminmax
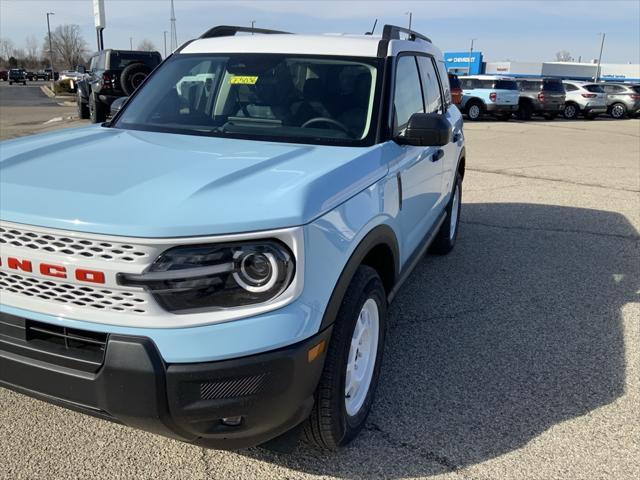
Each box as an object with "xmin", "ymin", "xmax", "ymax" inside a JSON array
[{"xmin": 180, "ymin": 33, "xmax": 442, "ymax": 59}]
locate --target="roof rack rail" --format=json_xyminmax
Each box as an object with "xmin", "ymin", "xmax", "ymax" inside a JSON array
[
  {"xmin": 381, "ymin": 24, "xmax": 431, "ymax": 44},
  {"xmin": 200, "ymin": 25, "xmax": 291, "ymax": 39}
]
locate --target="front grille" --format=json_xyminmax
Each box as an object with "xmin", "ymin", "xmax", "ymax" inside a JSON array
[
  {"xmin": 0, "ymin": 271, "xmax": 148, "ymax": 314},
  {"xmin": 200, "ymin": 374, "xmax": 267, "ymax": 400},
  {"xmin": 0, "ymin": 225, "xmax": 152, "ymax": 263}
]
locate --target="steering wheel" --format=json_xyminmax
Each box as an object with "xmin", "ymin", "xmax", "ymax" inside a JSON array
[{"xmin": 301, "ymin": 117, "xmax": 351, "ymax": 135}]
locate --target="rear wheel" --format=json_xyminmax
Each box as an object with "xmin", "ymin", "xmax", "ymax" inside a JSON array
[
  {"xmin": 466, "ymin": 101, "xmax": 482, "ymax": 121},
  {"xmin": 517, "ymin": 102, "xmax": 533, "ymax": 120},
  {"xmin": 563, "ymin": 103, "xmax": 579, "ymax": 120},
  {"xmin": 430, "ymin": 173, "xmax": 462, "ymax": 255},
  {"xmin": 89, "ymin": 93, "xmax": 107, "ymax": 124},
  {"xmin": 610, "ymin": 103, "xmax": 626, "ymax": 119},
  {"xmin": 304, "ymin": 266, "xmax": 387, "ymax": 449}
]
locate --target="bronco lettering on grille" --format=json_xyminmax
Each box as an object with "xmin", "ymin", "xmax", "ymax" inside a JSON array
[{"xmin": 0, "ymin": 256, "xmax": 106, "ymax": 284}]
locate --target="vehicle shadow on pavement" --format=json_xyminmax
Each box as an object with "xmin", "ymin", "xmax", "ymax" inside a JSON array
[{"xmin": 242, "ymin": 202, "xmax": 638, "ymax": 479}]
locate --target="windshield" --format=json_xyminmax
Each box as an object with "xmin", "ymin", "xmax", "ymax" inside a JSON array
[{"xmin": 114, "ymin": 53, "xmax": 381, "ymax": 145}]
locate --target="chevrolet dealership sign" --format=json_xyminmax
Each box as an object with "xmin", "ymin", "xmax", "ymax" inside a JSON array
[{"xmin": 444, "ymin": 51, "xmax": 483, "ymax": 75}]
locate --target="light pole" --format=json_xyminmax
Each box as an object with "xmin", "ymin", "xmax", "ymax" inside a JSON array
[
  {"xmin": 129, "ymin": 37, "xmax": 133, "ymax": 50},
  {"xmin": 46, "ymin": 12, "xmax": 55, "ymax": 85},
  {"xmin": 405, "ymin": 12, "xmax": 412, "ymax": 32},
  {"xmin": 595, "ymin": 32, "xmax": 606, "ymax": 82},
  {"xmin": 468, "ymin": 38, "xmax": 477, "ymax": 75},
  {"xmin": 163, "ymin": 31, "xmax": 168, "ymax": 58},
  {"xmin": 251, "ymin": 20, "xmax": 255, "ymax": 34}
]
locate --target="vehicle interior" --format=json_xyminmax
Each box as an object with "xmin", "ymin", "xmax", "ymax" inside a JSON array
[{"xmin": 116, "ymin": 54, "xmax": 379, "ymax": 142}]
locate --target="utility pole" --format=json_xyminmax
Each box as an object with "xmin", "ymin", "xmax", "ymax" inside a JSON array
[
  {"xmin": 251, "ymin": 20, "xmax": 255, "ymax": 34},
  {"xmin": 129, "ymin": 37, "xmax": 133, "ymax": 50},
  {"xmin": 46, "ymin": 12, "xmax": 55, "ymax": 85},
  {"xmin": 595, "ymin": 32, "xmax": 606, "ymax": 82},
  {"xmin": 163, "ymin": 31, "xmax": 168, "ymax": 58},
  {"xmin": 468, "ymin": 38, "xmax": 477, "ymax": 75},
  {"xmin": 405, "ymin": 11, "xmax": 412, "ymax": 32},
  {"xmin": 170, "ymin": 0, "xmax": 178, "ymax": 52}
]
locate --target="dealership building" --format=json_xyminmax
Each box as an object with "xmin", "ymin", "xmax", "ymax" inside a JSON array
[{"xmin": 444, "ymin": 51, "xmax": 640, "ymax": 82}]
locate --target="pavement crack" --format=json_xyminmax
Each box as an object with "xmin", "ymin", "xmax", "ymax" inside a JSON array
[
  {"xmin": 468, "ymin": 167, "xmax": 640, "ymax": 193},
  {"xmin": 462, "ymin": 220, "xmax": 640, "ymax": 241}
]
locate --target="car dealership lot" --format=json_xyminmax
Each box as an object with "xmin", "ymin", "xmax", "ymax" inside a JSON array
[{"xmin": 0, "ymin": 113, "xmax": 638, "ymax": 479}]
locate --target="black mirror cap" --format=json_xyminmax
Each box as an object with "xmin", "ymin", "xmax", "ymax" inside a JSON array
[
  {"xmin": 110, "ymin": 96, "xmax": 129, "ymax": 117},
  {"xmin": 398, "ymin": 113, "xmax": 452, "ymax": 147}
]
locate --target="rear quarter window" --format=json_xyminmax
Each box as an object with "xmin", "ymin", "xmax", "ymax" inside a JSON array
[{"xmin": 632, "ymin": 86, "xmax": 640, "ymax": 94}]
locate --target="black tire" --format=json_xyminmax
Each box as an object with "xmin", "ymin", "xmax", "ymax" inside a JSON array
[
  {"xmin": 609, "ymin": 102, "xmax": 627, "ymax": 119},
  {"xmin": 77, "ymin": 91, "xmax": 90, "ymax": 119},
  {"xmin": 430, "ymin": 173, "xmax": 462, "ymax": 255},
  {"xmin": 9, "ymin": 81, "xmax": 12, "ymax": 85},
  {"xmin": 89, "ymin": 93, "xmax": 107, "ymax": 123},
  {"xmin": 543, "ymin": 113, "xmax": 558, "ymax": 120},
  {"xmin": 22, "ymin": 81, "xmax": 26, "ymax": 85},
  {"xmin": 120, "ymin": 63, "xmax": 151, "ymax": 96},
  {"xmin": 465, "ymin": 101, "xmax": 483, "ymax": 121},
  {"xmin": 304, "ymin": 266, "xmax": 387, "ymax": 450},
  {"xmin": 563, "ymin": 103, "xmax": 579, "ymax": 120},
  {"xmin": 517, "ymin": 102, "xmax": 533, "ymax": 120}
]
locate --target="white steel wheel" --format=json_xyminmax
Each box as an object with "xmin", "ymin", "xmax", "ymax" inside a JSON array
[
  {"xmin": 468, "ymin": 104, "xmax": 481, "ymax": 120},
  {"xmin": 344, "ymin": 298, "xmax": 380, "ymax": 416},
  {"xmin": 449, "ymin": 183, "xmax": 460, "ymax": 241}
]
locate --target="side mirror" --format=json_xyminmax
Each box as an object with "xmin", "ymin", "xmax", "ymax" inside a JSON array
[
  {"xmin": 76, "ymin": 65, "xmax": 86, "ymax": 74},
  {"xmin": 396, "ymin": 113, "xmax": 452, "ymax": 147},
  {"xmin": 110, "ymin": 96, "xmax": 129, "ymax": 117}
]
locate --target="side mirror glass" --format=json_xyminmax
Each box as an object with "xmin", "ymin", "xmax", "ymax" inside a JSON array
[
  {"xmin": 396, "ymin": 113, "xmax": 452, "ymax": 147},
  {"xmin": 110, "ymin": 96, "xmax": 129, "ymax": 117}
]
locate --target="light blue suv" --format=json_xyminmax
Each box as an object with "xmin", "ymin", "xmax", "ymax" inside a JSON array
[
  {"xmin": 0, "ymin": 25, "xmax": 465, "ymax": 451},
  {"xmin": 459, "ymin": 75, "xmax": 520, "ymax": 120}
]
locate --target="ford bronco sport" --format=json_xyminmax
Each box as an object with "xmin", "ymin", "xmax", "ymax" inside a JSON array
[{"xmin": 0, "ymin": 25, "xmax": 465, "ymax": 451}]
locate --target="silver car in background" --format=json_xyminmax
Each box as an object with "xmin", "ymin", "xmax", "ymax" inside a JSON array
[
  {"xmin": 562, "ymin": 81, "xmax": 607, "ymax": 120},
  {"xmin": 600, "ymin": 83, "xmax": 640, "ymax": 119}
]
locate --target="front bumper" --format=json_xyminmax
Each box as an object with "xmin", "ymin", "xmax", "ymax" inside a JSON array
[
  {"xmin": 0, "ymin": 311, "xmax": 331, "ymax": 449},
  {"xmin": 485, "ymin": 103, "xmax": 518, "ymax": 113}
]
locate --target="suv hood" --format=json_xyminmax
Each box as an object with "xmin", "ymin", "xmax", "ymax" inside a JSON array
[{"xmin": 0, "ymin": 126, "xmax": 387, "ymax": 237}]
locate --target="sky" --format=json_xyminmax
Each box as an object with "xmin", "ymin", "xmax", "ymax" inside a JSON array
[{"xmin": 0, "ymin": 0, "xmax": 639, "ymax": 64}]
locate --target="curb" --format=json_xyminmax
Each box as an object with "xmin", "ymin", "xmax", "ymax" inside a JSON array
[{"xmin": 40, "ymin": 84, "xmax": 75, "ymax": 100}]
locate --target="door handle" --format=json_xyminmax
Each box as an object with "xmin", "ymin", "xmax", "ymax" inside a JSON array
[{"xmin": 432, "ymin": 149, "xmax": 444, "ymax": 162}]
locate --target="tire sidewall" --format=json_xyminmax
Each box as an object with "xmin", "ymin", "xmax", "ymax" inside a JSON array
[
  {"xmin": 467, "ymin": 102, "xmax": 482, "ymax": 120},
  {"xmin": 611, "ymin": 103, "xmax": 626, "ymax": 119},
  {"xmin": 330, "ymin": 270, "xmax": 387, "ymax": 444},
  {"xmin": 564, "ymin": 103, "xmax": 578, "ymax": 119}
]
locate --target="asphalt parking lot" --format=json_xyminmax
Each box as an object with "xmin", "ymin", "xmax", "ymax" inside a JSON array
[{"xmin": 0, "ymin": 96, "xmax": 638, "ymax": 479}]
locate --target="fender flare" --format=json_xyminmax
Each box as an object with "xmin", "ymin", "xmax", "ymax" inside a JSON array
[{"xmin": 319, "ymin": 224, "xmax": 400, "ymax": 331}]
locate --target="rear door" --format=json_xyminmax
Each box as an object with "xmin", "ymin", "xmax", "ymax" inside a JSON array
[
  {"xmin": 388, "ymin": 54, "xmax": 444, "ymax": 263},
  {"xmin": 542, "ymin": 80, "xmax": 565, "ymax": 110},
  {"xmin": 492, "ymin": 79, "xmax": 519, "ymax": 105}
]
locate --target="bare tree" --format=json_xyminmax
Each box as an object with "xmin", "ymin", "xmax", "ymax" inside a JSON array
[
  {"xmin": 137, "ymin": 39, "xmax": 157, "ymax": 52},
  {"xmin": 0, "ymin": 37, "xmax": 15, "ymax": 62},
  {"xmin": 42, "ymin": 24, "xmax": 88, "ymax": 69},
  {"xmin": 25, "ymin": 35, "xmax": 39, "ymax": 62},
  {"xmin": 555, "ymin": 50, "xmax": 573, "ymax": 62}
]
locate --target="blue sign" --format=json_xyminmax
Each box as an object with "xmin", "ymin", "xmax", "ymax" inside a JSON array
[{"xmin": 444, "ymin": 51, "xmax": 483, "ymax": 75}]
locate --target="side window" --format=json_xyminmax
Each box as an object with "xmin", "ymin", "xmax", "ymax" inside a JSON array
[
  {"xmin": 436, "ymin": 60, "xmax": 451, "ymax": 107},
  {"xmin": 95, "ymin": 52, "xmax": 106, "ymax": 70},
  {"xmin": 417, "ymin": 56, "xmax": 443, "ymax": 114},
  {"xmin": 393, "ymin": 55, "xmax": 424, "ymax": 134},
  {"xmin": 461, "ymin": 78, "xmax": 475, "ymax": 90},
  {"xmin": 564, "ymin": 83, "xmax": 578, "ymax": 92}
]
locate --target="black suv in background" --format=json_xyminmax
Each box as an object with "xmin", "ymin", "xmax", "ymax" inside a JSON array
[
  {"xmin": 77, "ymin": 49, "xmax": 162, "ymax": 123},
  {"xmin": 8, "ymin": 69, "xmax": 27, "ymax": 85},
  {"xmin": 516, "ymin": 78, "xmax": 566, "ymax": 120}
]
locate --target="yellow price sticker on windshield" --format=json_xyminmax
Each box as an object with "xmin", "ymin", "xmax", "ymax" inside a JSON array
[{"xmin": 230, "ymin": 76, "xmax": 258, "ymax": 85}]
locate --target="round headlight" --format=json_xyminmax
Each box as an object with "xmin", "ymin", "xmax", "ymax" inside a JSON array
[{"xmin": 233, "ymin": 251, "xmax": 278, "ymax": 293}]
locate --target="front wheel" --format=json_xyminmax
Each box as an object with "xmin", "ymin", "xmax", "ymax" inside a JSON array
[
  {"xmin": 304, "ymin": 266, "xmax": 387, "ymax": 449},
  {"xmin": 430, "ymin": 173, "xmax": 462, "ymax": 255}
]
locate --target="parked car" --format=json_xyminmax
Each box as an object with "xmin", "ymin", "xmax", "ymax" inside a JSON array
[
  {"xmin": 24, "ymin": 71, "xmax": 37, "ymax": 81},
  {"xmin": 562, "ymin": 81, "xmax": 607, "ymax": 120},
  {"xmin": 0, "ymin": 70, "xmax": 7, "ymax": 81},
  {"xmin": 34, "ymin": 70, "xmax": 49, "ymax": 80},
  {"xmin": 448, "ymin": 73, "xmax": 463, "ymax": 105},
  {"xmin": 0, "ymin": 24, "xmax": 465, "ymax": 451},
  {"xmin": 43, "ymin": 68, "xmax": 59, "ymax": 81},
  {"xmin": 516, "ymin": 77, "xmax": 566, "ymax": 120},
  {"xmin": 600, "ymin": 82, "xmax": 640, "ymax": 119},
  {"xmin": 8, "ymin": 68, "xmax": 27, "ymax": 85},
  {"xmin": 458, "ymin": 75, "xmax": 519, "ymax": 120},
  {"xmin": 77, "ymin": 49, "xmax": 162, "ymax": 123}
]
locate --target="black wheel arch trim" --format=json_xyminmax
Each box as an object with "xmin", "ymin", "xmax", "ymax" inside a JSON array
[{"xmin": 319, "ymin": 224, "xmax": 399, "ymax": 330}]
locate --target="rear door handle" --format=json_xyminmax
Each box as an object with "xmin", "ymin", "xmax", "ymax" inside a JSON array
[{"xmin": 432, "ymin": 149, "xmax": 444, "ymax": 162}]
